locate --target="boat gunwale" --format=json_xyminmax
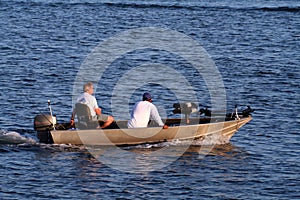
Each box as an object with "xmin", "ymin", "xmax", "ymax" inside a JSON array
[{"xmin": 53, "ymin": 115, "xmax": 252, "ymax": 132}]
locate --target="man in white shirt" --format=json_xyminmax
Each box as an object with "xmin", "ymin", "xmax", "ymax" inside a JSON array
[
  {"xmin": 127, "ymin": 92, "xmax": 168, "ymax": 129},
  {"xmin": 71, "ymin": 82, "xmax": 114, "ymax": 128}
]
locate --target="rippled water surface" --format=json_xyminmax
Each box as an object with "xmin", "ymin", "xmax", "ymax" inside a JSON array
[{"xmin": 1, "ymin": 0, "xmax": 299, "ymax": 199}]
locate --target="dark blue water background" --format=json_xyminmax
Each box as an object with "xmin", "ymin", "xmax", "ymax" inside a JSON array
[{"xmin": 1, "ymin": 0, "xmax": 299, "ymax": 199}]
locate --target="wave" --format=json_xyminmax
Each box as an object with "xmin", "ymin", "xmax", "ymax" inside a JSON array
[
  {"xmin": 3, "ymin": 0, "xmax": 300, "ymax": 13},
  {"xmin": 0, "ymin": 130, "xmax": 36, "ymax": 145},
  {"xmin": 103, "ymin": 2, "xmax": 300, "ymax": 13},
  {"xmin": 254, "ymin": 6, "xmax": 300, "ymax": 12}
]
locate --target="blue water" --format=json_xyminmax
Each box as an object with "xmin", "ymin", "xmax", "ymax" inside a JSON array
[{"xmin": 1, "ymin": 0, "xmax": 300, "ymax": 199}]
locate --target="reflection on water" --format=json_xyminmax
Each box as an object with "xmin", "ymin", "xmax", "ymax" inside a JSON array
[
  {"xmin": 187, "ymin": 144, "xmax": 248, "ymax": 157},
  {"xmin": 78, "ymin": 142, "xmax": 249, "ymax": 173}
]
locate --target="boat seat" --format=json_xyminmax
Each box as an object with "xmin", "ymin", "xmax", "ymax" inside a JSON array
[{"xmin": 74, "ymin": 103, "xmax": 99, "ymax": 129}]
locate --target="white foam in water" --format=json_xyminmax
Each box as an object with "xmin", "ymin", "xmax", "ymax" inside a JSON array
[
  {"xmin": 164, "ymin": 134, "xmax": 230, "ymax": 147},
  {"xmin": 129, "ymin": 133, "xmax": 231, "ymax": 149},
  {"xmin": 194, "ymin": 134, "xmax": 230, "ymax": 146},
  {"xmin": 0, "ymin": 130, "xmax": 36, "ymax": 144}
]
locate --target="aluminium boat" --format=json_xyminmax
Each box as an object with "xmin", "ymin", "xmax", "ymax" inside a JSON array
[{"xmin": 33, "ymin": 103, "xmax": 253, "ymax": 146}]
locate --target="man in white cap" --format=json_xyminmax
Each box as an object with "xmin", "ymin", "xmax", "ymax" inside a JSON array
[{"xmin": 127, "ymin": 92, "xmax": 168, "ymax": 129}]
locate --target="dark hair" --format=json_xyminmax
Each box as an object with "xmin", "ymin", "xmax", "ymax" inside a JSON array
[{"xmin": 143, "ymin": 92, "xmax": 152, "ymax": 101}]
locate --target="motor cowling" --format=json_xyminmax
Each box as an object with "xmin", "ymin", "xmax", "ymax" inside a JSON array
[
  {"xmin": 34, "ymin": 114, "xmax": 56, "ymax": 131},
  {"xmin": 173, "ymin": 102, "xmax": 198, "ymax": 115},
  {"xmin": 242, "ymin": 106, "xmax": 255, "ymax": 117}
]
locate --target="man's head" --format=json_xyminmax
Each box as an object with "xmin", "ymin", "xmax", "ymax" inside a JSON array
[
  {"xmin": 143, "ymin": 92, "xmax": 152, "ymax": 102},
  {"xmin": 83, "ymin": 82, "xmax": 94, "ymax": 94}
]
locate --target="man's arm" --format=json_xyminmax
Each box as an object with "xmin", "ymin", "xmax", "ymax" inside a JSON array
[
  {"xmin": 70, "ymin": 109, "xmax": 75, "ymax": 126},
  {"xmin": 150, "ymin": 104, "xmax": 168, "ymax": 129},
  {"xmin": 95, "ymin": 107, "xmax": 102, "ymax": 115}
]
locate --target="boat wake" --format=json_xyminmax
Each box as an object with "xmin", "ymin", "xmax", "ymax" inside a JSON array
[
  {"xmin": 0, "ymin": 128, "xmax": 231, "ymax": 154},
  {"xmin": 0, "ymin": 129, "xmax": 36, "ymax": 145}
]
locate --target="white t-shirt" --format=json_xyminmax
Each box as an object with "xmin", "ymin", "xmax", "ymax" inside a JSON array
[
  {"xmin": 77, "ymin": 92, "xmax": 99, "ymax": 117},
  {"xmin": 127, "ymin": 101, "xmax": 164, "ymax": 128}
]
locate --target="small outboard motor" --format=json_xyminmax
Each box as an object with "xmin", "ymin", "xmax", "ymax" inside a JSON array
[
  {"xmin": 173, "ymin": 102, "xmax": 198, "ymax": 124},
  {"xmin": 173, "ymin": 102, "xmax": 198, "ymax": 115},
  {"xmin": 199, "ymin": 107, "xmax": 212, "ymax": 116},
  {"xmin": 227, "ymin": 105, "xmax": 255, "ymax": 119},
  {"xmin": 242, "ymin": 106, "xmax": 255, "ymax": 117},
  {"xmin": 199, "ymin": 105, "xmax": 254, "ymax": 120}
]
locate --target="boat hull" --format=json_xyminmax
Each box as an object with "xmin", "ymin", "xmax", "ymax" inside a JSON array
[{"xmin": 48, "ymin": 116, "xmax": 252, "ymax": 146}]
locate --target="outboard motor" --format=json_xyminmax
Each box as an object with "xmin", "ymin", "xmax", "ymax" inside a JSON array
[
  {"xmin": 173, "ymin": 102, "xmax": 198, "ymax": 124},
  {"xmin": 34, "ymin": 114, "xmax": 56, "ymax": 131},
  {"xmin": 34, "ymin": 114, "xmax": 56, "ymax": 143},
  {"xmin": 225, "ymin": 105, "xmax": 254, "ymax": 120},
  {"xmin": 199, "ymin": 105, "xmax": 254, "ymax": 120},
  {"xmin": 242, "ymin": 106, "xmax": 255, "ymax": 117},
  {"xmin": 199, "ymin": 107, "xmax": 212, "ymax": 116},
  {"xmin": 173, "ymin": 102, "xmax": 198, "ymax": 115}
]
